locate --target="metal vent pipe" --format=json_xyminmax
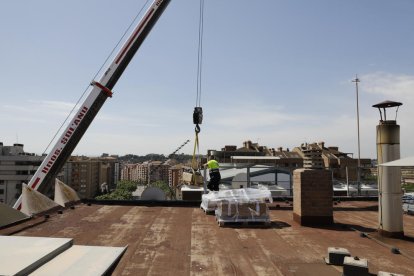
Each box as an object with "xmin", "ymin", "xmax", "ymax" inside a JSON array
[{"xmin": 374, "ymin": 101, "xmax": 404, "ymax": 238}]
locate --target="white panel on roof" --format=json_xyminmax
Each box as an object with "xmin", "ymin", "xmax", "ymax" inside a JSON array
[
  {"xmin": 379, "ymin": 156, "xmax": 414, "ymax": 167},
  {"xmin": 0, "ymin": 236, "xmax": 72, "ymax": 275},
  {"xmin": 31, "ymin": 245, "xmax": 127, "ymax": 276}
]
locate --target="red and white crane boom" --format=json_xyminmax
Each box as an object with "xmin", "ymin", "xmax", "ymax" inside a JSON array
[{"xmin": 14, "ymin": 0, "xmax": 171, "ymax": 210}]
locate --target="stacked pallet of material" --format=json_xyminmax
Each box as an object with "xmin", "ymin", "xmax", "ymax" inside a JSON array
[
  {"xmin": 200, "ymin": 188, "xmax": 272, "ymax": 217},
  {"xmin": 215, "ymin": 200, "xmax": 270, "ymax": 226},
  {"xmin": 200, "ymin": 192, "xmax": 220, "ymax": 213}
]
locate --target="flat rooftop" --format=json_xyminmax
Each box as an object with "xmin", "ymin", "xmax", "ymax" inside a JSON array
[{"xmin": 3, "ymin": 201, "xmax": 414, "ymax": 275}]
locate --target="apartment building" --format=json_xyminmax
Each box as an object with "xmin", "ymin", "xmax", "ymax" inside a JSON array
[
  {"xmin": 120, "ymin": 161, "xmax": 171, "ymax": 184},
  {"xmin": 168, "ymin": 164, "xmax": 186, "ymax": 188},
  {"xmin": 62, "ymin": 156, "xmax": 119, "ymax": 199},
  {"xmin": 121, "ymin": 163, "xmax": 136, "ymax": 182},
  {"xmin": 294, "ymin": 143, "xmax": 324, "ymax": 169},
  {"xmin": 0, "ymin": 143, "xmax": 44, "ymax": 206},
  {"xmin": 209, "ymin": 140, "xmax": 302, "ymax": 173},
  {"xmin": 209, "ymin": 140, "xmax": 372, "ymax": 181},
  {"xmin": 292, "ymin": 142, "xmax": 371, "ymax": 181}
]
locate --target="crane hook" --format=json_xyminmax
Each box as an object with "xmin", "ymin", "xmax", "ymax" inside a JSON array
[{"xmin": 193, "ymin": 106, "xmax": 203, "ymax": 133}]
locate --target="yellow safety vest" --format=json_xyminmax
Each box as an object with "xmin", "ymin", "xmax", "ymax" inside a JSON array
[{"xmin": 207, "ymin": 160, "xmax": 219, "ymax": 170}]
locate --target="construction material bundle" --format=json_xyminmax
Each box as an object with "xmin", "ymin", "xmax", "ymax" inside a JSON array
[
  {"xmin": 216, "ymin": 200, "xmax": 268, "ymax": 219},
  {"xmin": 201, "ymin": 188, "xmax": 272, "ymax": 212},
  {"xmin": 182, "ymin": 171, "xmax": 203, "ymax": 186},
  {"xmin": 200, "ymin": 188, "xmax": 272, "ymax": 226}
]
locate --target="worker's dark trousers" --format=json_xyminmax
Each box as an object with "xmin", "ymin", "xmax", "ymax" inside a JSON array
[{"xmin": 208, "ymin": 170, "xmax": 221, "ymax": 191}]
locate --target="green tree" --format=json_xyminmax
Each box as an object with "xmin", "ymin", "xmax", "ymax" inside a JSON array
[
  {"xmin": 95, "ymin": 180, "xmax": 138, "ymax": 200},
  {"xmin": 116, "ymin": 180, "xmax": 139, "ymax": 192},
  {"xmin": 402, "ymin": 183, "xmax": 414, "ymax": 193}
]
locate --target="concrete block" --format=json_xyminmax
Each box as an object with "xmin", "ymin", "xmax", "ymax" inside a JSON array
[
  {"xmin": 377, "ymin": 272, "xmax": 404, "ymax": 276},
  {"xmin": 324, "ymin": 247, "xmax": 350, "ymax": 265},
  {"xmin": 343, "ymin": 256, "xmax": 369, "ymax": 276}
]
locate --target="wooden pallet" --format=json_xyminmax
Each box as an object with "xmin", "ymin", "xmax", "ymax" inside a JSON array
[
  {"xmin": 200, "ymin": 205, "xmax": 215, "ymax": 215},
  {"xmin": 215, "ymin": 216, "xmax": 271, "ymax": 227}
]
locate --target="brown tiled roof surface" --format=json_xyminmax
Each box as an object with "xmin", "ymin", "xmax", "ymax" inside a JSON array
[{"xmin": 9, "ymin": 202, "xmax": 414, "ymax": 275}]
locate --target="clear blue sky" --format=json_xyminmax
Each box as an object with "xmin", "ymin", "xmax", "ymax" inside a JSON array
[{"xmin": 1, "ymin": 0, "xmax": 414, "ymax": 159}]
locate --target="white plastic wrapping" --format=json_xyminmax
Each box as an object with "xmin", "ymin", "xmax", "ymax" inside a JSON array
[
  {"xmin": 200, "ymin": 188, "xmax": 272, "ymax": 213},
  {"xmin": 215, "ymin": 200, "xmax": 269, "ymax": 222}
]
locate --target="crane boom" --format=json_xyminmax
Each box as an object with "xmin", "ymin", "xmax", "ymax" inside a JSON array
[{"xmin": 14, "ymin": 0, "xmax": 171, "ymax": 210}]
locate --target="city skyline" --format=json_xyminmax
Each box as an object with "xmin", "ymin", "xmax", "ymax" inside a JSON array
[{"xmin": 1, "ymin": 0, "xmax": 414, "ymax": 159}]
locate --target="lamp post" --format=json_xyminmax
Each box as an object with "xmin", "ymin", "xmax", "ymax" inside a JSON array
[{"xmin": 352, "ymin": 75, "xmax": 361, "ymax": 195}]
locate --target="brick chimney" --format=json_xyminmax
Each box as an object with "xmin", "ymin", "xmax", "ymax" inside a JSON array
[
  {"xmin": 293, "ymin": 168, "xmax": 333, "ymax": 226},
  {"xmin": 318, "ymin": 141, "xmax": 325, "ymax": 149}
]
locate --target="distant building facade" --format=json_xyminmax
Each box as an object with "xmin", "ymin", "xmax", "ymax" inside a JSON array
[
  {"xmin": 120, "ymin": 161, "xmax": 171, "ymax": 184},
  {"xmin": 168, "ymin": 164, "xmax": 186, "ymax": 188},
  {"xmin": 294, "ymin": 143, "xmax": 324, "ymax": 169},
  {"xmin": 292, "ymin": 142, "xmax": 371, "ymax": 181},
  {"xmin": 62, "ymin": 156, "xmax": 119, "ymax": 199},
  {"xmin": 0, "ymin": 143, "xmax": 44, "ymax": 206},
  {"xmin": 208, "ymin": 140, "xmax": 302, "ymax": 173},
  {"xmin": 209, "ymin": 140, "xmax": 372, "ymax": 181}
]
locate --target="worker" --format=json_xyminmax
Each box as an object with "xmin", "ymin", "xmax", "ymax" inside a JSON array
[{"xmin": 204, "ymin": 156, "xmax": 221, "ymax": 191}]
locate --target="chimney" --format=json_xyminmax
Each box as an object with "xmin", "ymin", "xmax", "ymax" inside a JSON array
[
  {"xmin": 373, "ymin": 100, "xmax": 404, "ymax": 238},
  {"xmin": 224, "ymin": 145, "xmax": 237, "ymax": 151},
  {"xmin": 243, "ymin": 140, "xmax": 253, "ymax": 149}
]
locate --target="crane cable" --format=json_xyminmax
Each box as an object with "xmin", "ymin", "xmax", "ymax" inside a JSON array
[
  {"xmin": 191, "ymin": 0, "xmax": 205, "ymax": 182},
  {"xmin": 195, "ymin": 0, "xmax": 204, "ymax": 109}
]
